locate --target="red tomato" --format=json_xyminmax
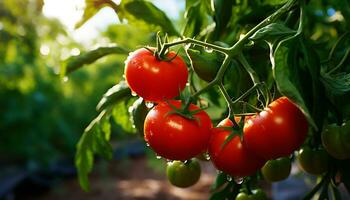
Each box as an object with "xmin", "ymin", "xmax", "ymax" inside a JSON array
[
  {"xmin": 208, "ymin": 118, "xmax": 266, "ymax": 177},
  {"xmin": 124, "ymin": 48, "xmax": 188, "ymax": 102},
  {"xmin": 144, "ymin": 100, "xmax": 212, "ymax": 160},
  {"xmin": 243, "ymin": 97, "xmax": 308, "ymax": 160}
]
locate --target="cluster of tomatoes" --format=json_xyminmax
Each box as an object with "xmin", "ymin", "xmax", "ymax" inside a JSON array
[{"xmin": 124, "ymin": 48, "xmax": 311, "ymax": 189}]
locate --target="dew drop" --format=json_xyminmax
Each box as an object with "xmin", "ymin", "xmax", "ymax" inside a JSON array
[
  {"xmin": 146, "ymin": 143, "xmax": 150, "ymax": 147},
  {"xmin": 63, "ymin": 76, "xmax": 69, "ymax": 82},
  {"xmin": 186, "ymin": 82, "xmax": 190, "ymax": 86},
  {"xmin": 234, "ymin": 176, "xmax": 244, "ymax": 184},
  {"xmin": 227, "ymin": 175, "xmax": 232, "ymax": 182},
  {"xmin": 156, "ymin": 155, "xmax": 162, "ymax": 159},
  {"xmin": 145, "ymin": 101, "xmax": 154, "ymax": 108},
  {"xmin": 204, "ymin": 47, "xmax": 213, "ymax": 53},
  {"xmin": 131, "ymin": 91, "xmax": 137, "ymax": 96},
  {"xmin": 204, "ymin": 154, "xmax": 210, "ymax": 161}
]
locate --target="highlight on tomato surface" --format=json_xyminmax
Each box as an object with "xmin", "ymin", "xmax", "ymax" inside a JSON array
[{"xmin": 124, "ymin": 48, "xmax": 188, "ymax": 102}]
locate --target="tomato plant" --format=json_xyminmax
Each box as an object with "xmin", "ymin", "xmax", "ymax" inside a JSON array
[
  {"xmin": 243, "ymin": 97, "xmax": 308, "ymax": 160},
  {"xmin": 208, "ymin": 118, "xmax": 266, "ymax": 177},
  {"xmin": 297, "ymin": 146, "xmax": 329, "ymax": 175},
  {"xmin": 67, "ymin": 0, "xmax": 350, "ymax": 199},
  {"xmin": 124, "ymin": 48, "xmax": 188, "ymax": 102},
  {"xmin": 261, "ymin": 157, "xmax": 291, "ymax": 182},
  {"xmin": 144, "ymin": 100, "xmax": 212, "ymax": 160},
  {"xmin": 166, "ymin": 159, "xmax": 201, "ymax": 188}
]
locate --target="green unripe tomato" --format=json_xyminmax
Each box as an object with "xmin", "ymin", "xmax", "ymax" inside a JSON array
[
  {"xmin": 297, "ymin": 146, "xmax": 329, "ymax": 175},
  {"xmin": 251, "ymin": 189, "xmax": 268, "ymax": 200},
  {"xmin": 261, "ymin": 157, "xmax": 291, "ymax": 182},
  {"xmin": 166, "ymin": 159, "xmax": 201, "ymax": 188},
  {"xmin": 235, "ymin": 189, "xmax": 268, "ymax": 200},
  {"xmin": 236, "ymin": 192, "xmax": 253, "ymax": 200},
  {"xmin": 186, "ymin": 49, "xmax": 220, "ymax": 82},
  {"xmin": 322, "ymin": 122, "xmax": 350, "ymax": 160}
]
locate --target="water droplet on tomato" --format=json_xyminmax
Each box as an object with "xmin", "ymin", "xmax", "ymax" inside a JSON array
[
  {"xmin": 131, "ymin": 91, "xmax": 137, "ymax": 96},
  {"xmin": 145, "ymin": 101, "xmax": 154, "ymax": 108},
  {"xmin": 204, "ymin": 47, "xmax": 213, "ymax": 53},
  {"xmin": 186, "ymin": 82, "xmax": 190, "ymax": 87},
  {"xmin": 146, "ymin": 143, "xmax": 150, "ymax": 147},
  {"xmin": 227, "ymin": 175, "xmax": 232, "ymax": 181},
  {"xmin": 234, "ymin": 176, "xmax": 244, "ymax": 184},
  {"xmin": 156, "ymin": 155, "xmax": 162, "ymax": 159}
]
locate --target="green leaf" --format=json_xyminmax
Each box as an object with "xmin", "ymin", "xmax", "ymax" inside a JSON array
[
  {"xmin": 209, "ymin": 182, "xmax": 234, "ymax": 200},
  {"xmin": 123, "ymin": 1, "xmax": 180, "ymax": 36},
  {"xmin": 212, "ymin": 0, "xmax": 234, "ymax": 39},
  {"xmin": 263, "ymin": 0, "xmax": 289, "ymax": 6},
  {"xmin": 250, "ymin": 23, "xmax": 296, "ymax": 42},
  {"xmin": 211, "ymin": 172, "xmax": 228, "ymax": 190},
  {"xmin": 271, "ymin": 35, "xmax": 319, "ymax": 129},
  {"xmin": 75, "ymin": 0, "xmax": 119, "ymax": 29},
  {"xmin": 96, "ymin": 81, "xmax": 131, "ymax": 112},
  {"xmin": 321, "ymin": 71, "xmax": 350, "ymax": 95},
  {"xmin": 61, "ymin": 46, "xmax": 129, "ymax": 76},
  {"xmin": 112, "ymin": 98, "xmax": 135, "ymax": 133},
  {"xmin": 75, "ymin": 111, "xmax": 113, "ymax": 191},
  {"xmin": 182, "ymin": 0, "xmax": 211, "ymax": 37}
]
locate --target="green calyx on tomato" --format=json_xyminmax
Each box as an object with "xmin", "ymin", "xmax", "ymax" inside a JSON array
[
  {"xmin": 243, "ymin": 96, "xmax": 308, "ymax": 160},
  {"xmin": 144, "ymin": 100, "xmax": 212, "ymax": 160},
  {"xmin": 124, "ymin": 48, "xmax": 188, "ymax": 102},
  {"xmin": 261, "ymin": 157, "xmax": 291, "ymax": 182},
  {"xmin": 297, "ymin": 146, "xmax": 329, "ymax": 175},
  {"xmin": 129, "ymin": 97, "xmax": 149, "ymax": 136},
  {"xmin": 321, "ymin": 120, "xmax": 350, "ymax": 160},
  {"xmin": 186, "ymin": 48, "xmax": 221, "ymax": 82},
  {"xmin": 166, "ymin": 159, "xmax": 201, "ymax": 188},
  {"xmin": 235, "ymin": 189, "xmax": 268, "ymax": 200},
  {"xmin": 208, "ymin": 118, "xmax": 266, "ymax": 177}
]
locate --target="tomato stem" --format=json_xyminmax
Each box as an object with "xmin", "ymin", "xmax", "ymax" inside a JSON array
[{"xmin": 218, "ymin": 84, "xmax": 240, "ymax": 128}]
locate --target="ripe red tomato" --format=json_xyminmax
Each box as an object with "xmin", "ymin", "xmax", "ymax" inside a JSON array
[
  {"xmin": 208, "ymin": 118, "xmax": 266, "ymax": 177},
  {"xmin": 243, "ymin": 97, "xmax": 308, "ymax": 160},
  {"xmin": 144, "ymin": 100, "xmax": 212, "ymax": 160},
  {"xmin": 124, "ymin": 48, "xmax": 188, "ymax": 102}
]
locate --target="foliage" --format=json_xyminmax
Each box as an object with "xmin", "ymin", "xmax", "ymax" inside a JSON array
[{"xmin": 65, "ymin": 0, "xmax": 350, "ymax": 198}]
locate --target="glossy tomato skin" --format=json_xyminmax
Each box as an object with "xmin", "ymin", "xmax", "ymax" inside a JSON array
[
  {"xmin": 124, "ymin": 48, "xmax": 188, "ymax": 102},
  {"xmin": 297, "ymin": 146, "xmax": 329, "ymax": 175},
  {"xmin": 261, "ymin": 157, "xmax": 291, "ymax": 182},
  {"xmin": 321, "ymin": 121, "xmax": 350, "ymax": 160},
  {"xmin": 166, "ymin": 159, "xmax": 201, "ymax": 188},
  {"xmin": 208, "ymin": 118, "xmax": 266, "ymax": 177},
  {"xmin": 243, "ymin": 97, "xmax": 308, "ymax": 160},
  {"xmin": 144, "ymin": 100, "xmax": 212, "ymax": 160}
]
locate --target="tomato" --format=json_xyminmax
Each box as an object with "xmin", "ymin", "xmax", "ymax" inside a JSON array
[
  {"xmin": 186, "ymin": 49, "xmax": 220, "ymax": 82},
  {"xmin": 129, "ymin": 97, "xmax": 149, "ymax": 136},
  {"xmin": 235, "ymin": 189, "xmax": 268, "ymax": 200},
  {"xmin": 144, "ymin": 100, "xmax": 212, "ymax": 160},
  {"xmin": 243, "ymin": 96, "xmax": 308, "ymax": 160},
  {"xmin": 297, "ymin": 146, "xmax": 329, "ymax": 175},
  {"xmin": 261, "ymin": 157, "xmax": 291, "ymax": 182},
  {"xmin": 321, "ymin": 120, "xmax": 350, "ymax": 160},
  {"xmin": 208, "ymin": 118, "xmax": 266, "ymax": 177},
  {"xmin": 166, "ymin": 159, "xmax": 201, "ymax": 188},
  {"xmin": 236, "ymin": 192, "xmax": 252, "ymax": 200},
  {"xmin": 124, "ymin": 48, "xmax": 188, "ymax": 102}
]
